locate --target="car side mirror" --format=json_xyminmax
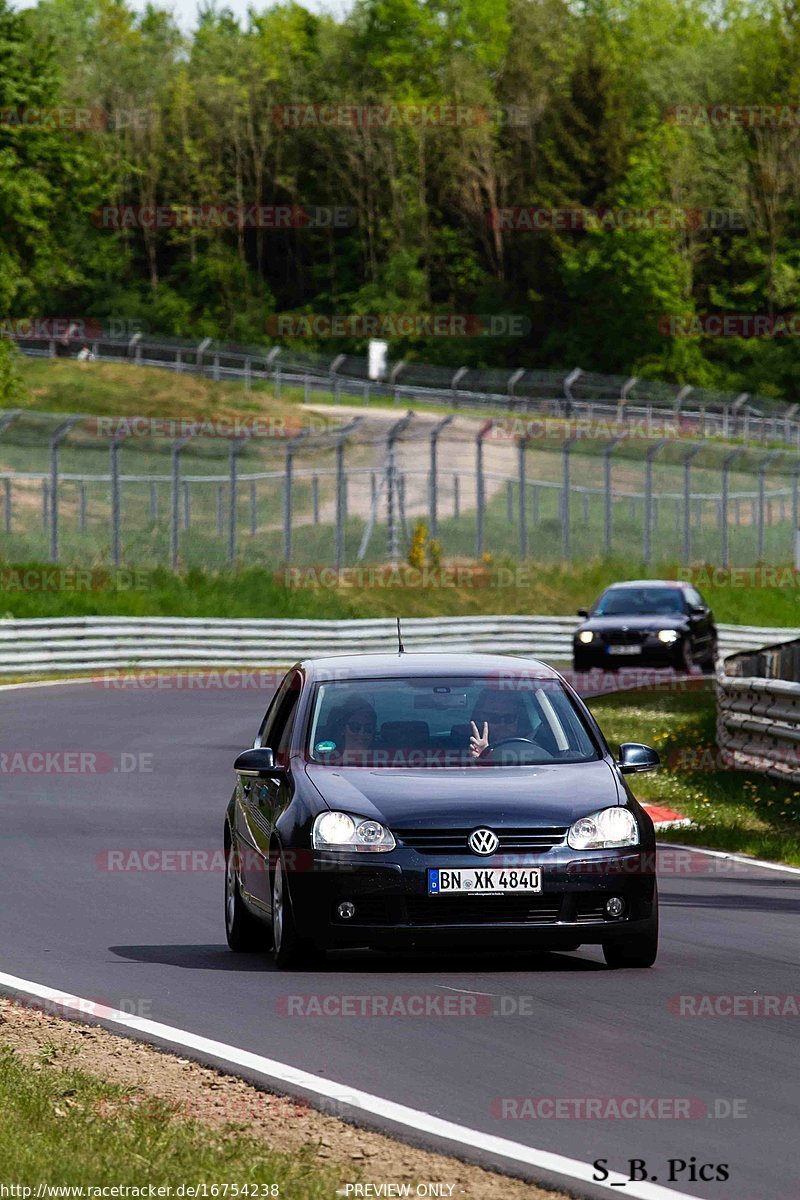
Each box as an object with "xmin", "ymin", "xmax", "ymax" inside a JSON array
[
  {"xmin": 577, "ymin": 608, "xmax": 589, "ymax": 619},
  {"xmin": 234, "ymin": 747, "xmax": 287, "ymax": 779},
  {"xmin": 617, "ymin": 742, "xmax": 660, "ymax": 774},
  {"xmin": 689, "ymin": 604, "xmax": 706, "ymax": 616}
]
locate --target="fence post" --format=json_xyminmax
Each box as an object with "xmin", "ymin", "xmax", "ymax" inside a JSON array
[
  {"xmin": 561, "ymin": 434, "xmax": 578, "ymax": 560},
  {"xmin": 110, "ymin": 428, "xmax": 129, "ymax": 566},
  {"xmin": 428, "ymin": 414, "xmax": 454, "ymax": 538},
  {"xmin": 171, "ymin": 434, "xmax": 194, "ymax": 571},
  {"xmin": 227, "ymin": 432, "xmax": 250, "ymax": 566},
  {"xmin": 453, "ymin": 474, "xmax": 460, "ymax": 519},
  {"xmin": 475, "ymin": 420, "xmax": 494, "ymax": 557},
  {"xmin": 216, "ymin": 483, "xmax": 224, "ymax": 536},
  {"xmin": 643, "ymin": 439, "xmax": 669, "ymax": 565},
  {"xmin": 720, "ymin": 448, "xmax": 745, "ymax": 568},
  {"xmin": 313, "ymin": 475, "xmax": 320, "ymax": 523},
  {"xmin": 518, "ymin": 435, "xmax": 530, "ymax": 558},
  {"xmin": 386, "ymin": 412, "xmax": 414, "ymax": 563},
  {"xmin": 49, "ymin": 416, "xmax": 80, "ymax": 563},
  {"xmin": 792, "ymin": 464, "xmax": 800, "ymax": 550},
  {"xmin": 0, "ymin": 413, "xmax": 22, "ymax": 534},
  {"xmin": 284, "ymin": 430, "xmax": 311, "ymax": 563},
  {"xmin": 681, "ymin": 443, "xmax": 704, "ymax": 565},
  {"xmin": 602, "ymin": 437, "xmax": 623, "ymax": 555},
  {"xmin": 334, "ymin": 417, "xmax": 364, "ymax": 570},
  {"xmin": 250, "ymin": 479, "xmax": 257, "ymax": 536},
  {"xmin": 757, "ymin": 451, "xmax": 783, "ymax": 560}
]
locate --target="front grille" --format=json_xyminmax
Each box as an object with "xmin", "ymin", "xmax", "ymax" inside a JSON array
[
  {"xmin": 395, "ymin": 827, "xmax": 568, "ymax": 854},
  {"xmin": 405, "ymin": 895, "xmax": 564, "ymax": 925},
  {"xmin": 603, "ymin": 630, "xmax": 648, "ymax": 645}
]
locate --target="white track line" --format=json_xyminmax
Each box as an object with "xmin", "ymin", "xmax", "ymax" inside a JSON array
[{"xmin": 0, "ymin": 969, "xmax": 702, "ymax": 1200}]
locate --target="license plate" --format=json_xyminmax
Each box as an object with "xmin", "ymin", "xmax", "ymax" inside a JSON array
[
  {"xmin": 608, "ymin": 644, "xmax": 641, "ymax": 655},
  {"xmin": 428, "ymin": 868, "xmax": 541, "ymax": 895}
]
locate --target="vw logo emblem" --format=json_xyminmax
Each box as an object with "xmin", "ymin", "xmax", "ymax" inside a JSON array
[{"xmin": 468, "ymin": 828, "xmax": 499, "ymax": 856}]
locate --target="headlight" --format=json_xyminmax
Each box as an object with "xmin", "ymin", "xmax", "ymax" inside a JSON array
[
  {"xmin": 657, "ymin": 629, "xmax": 679, "ymax": 644},
  {"xmin": 567, "ymin": 807, "xmax": 639, "ymax": 849},
  {"xmin": 312, "ymin": 811, "xmax": 396, "ymax": 852},
  {"xmin": 578, "ymin": 631, "xmax": 594, "ymax": 644}
]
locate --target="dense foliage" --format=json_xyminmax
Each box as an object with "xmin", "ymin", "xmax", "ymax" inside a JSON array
[{"xmin": 3, "ymin": 0, "xmax": 800, "ymax": 396}]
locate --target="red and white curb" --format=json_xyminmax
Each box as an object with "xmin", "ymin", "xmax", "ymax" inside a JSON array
[{"xmin": 643, "ymin": 803, "xmax": 693, "ymax": 830}]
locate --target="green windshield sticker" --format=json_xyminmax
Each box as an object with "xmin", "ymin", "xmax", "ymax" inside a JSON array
[{"xmin": 316, "ymin": 740, "xmax": 336, "ymax": 752}]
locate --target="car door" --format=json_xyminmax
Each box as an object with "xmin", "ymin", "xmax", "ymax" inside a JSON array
[{"xmin": 236, "ymin": 671, "xmax": 301, "ymax": 909}]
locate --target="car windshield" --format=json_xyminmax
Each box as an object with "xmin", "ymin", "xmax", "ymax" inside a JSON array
[
  {"xmin": 306, "ymin": 674, "xmax": 599, "ymax": 767},
  {"xmin": 592, "ymin": 587, "xmax": 686, "ymax": 617}
]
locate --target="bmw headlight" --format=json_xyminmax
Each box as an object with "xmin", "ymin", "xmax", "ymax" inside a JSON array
[
  {"xmin": 312, "ymin": 811, "xmax": 396, "ymax": 852},
  {"xmin": 567, "ymin": 807, "xmax": 639, "ymax": 850},
  {"xmin": 657, "ymin": 629, "xmax": 679, "ymax": 644},
  {"xmin": 578, "ymin": 631, "xmax": 594, "ymax": 644}
]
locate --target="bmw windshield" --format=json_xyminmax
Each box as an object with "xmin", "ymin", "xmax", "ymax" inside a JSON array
[
  {"xmin": 306, "ymin": 675, "xmax": 599, "ymax": 767},
  {"xmin": 592, "ymin": 587, "xmax": 686, "ymax": 616}
]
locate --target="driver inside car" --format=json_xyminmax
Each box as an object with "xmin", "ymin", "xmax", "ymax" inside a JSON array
[{"xmin": 469, "ymin": 688, "xmax": 532, "ymax": 759}]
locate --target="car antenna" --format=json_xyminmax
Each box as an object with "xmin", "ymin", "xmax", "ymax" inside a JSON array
[{"xmin": 396, "ymin": 617, "xmax": 405, "ymax": 655}]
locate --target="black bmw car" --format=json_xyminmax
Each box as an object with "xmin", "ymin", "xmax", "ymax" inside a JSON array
[
  {"xmin": 573, "ymin": 579, "xmax": 717, "ymax": 672},
  {"xmin": 224, "ymin": 653, "xmax": 660, "ymax": 970}
]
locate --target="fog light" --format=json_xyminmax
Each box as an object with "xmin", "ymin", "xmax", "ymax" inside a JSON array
[
  {"xmin": 337, "ymin": 901, "xmax": 356, "ymax": 920},
  {"xmin": 605, "ymin": 896, "xmax": 625, "ymax": 918}
]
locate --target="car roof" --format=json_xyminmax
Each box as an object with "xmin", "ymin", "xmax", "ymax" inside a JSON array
[
  {"xmin": 296, "ymin": 652, "xmax": 562, "ymax": 683},
  {"xmin": 602, "ymin": 579, "xmax": 688, "ymax": 589}
]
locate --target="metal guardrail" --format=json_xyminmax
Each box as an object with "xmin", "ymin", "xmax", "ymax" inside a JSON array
[
  {"xmin": 717, "ymin": 634, "xmax": 800, "ymax": 781},
  {"xmin": 0, "ymin": 615, "xmax": 792, "ymax": 675}
]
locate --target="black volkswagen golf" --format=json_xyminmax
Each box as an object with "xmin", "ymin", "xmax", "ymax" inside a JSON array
[{"xmin": 224, "ymin": 653, "xmax": 659, "ymax": 970}]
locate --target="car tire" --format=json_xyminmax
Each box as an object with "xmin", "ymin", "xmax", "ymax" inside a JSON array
[
  {"xmin": 700, "ymin": 642, "xmax": 717, "ymax": 673},
  {"xmin": 674, "ymin": 639, "xmax": 693, "ymax": 674},
  {"xmin": 602, "ymin": 898, "xmax": 658, "ymax": 969},
  {"xmin": 225, "ymin": 835, "xmax": 264, "ymax": 952},
  {"xmin": 271, "ymin": 855, "xmax": 317, "ymax": 969}
]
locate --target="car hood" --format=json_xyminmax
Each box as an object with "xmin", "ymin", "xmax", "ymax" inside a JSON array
[
  {"xmin": 578, "ymin": 614, "xmax": 688, "ymax": 633},
  {"xmin": 304, "ymin": 759, "xmax": 622, "ymax": 827}
]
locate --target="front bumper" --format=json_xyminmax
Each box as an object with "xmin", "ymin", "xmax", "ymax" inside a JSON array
[
  {"xmin": 574, "ymin": 637, "xmax": 684, "ymax": 668},
  {"xmin": 287, "ymin": 847, "xmax": 657, "ymax": 950}
]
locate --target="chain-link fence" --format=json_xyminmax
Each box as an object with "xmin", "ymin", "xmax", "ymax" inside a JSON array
[
  {"xmin": 1, "ymin": 404, "xmax": 798, "ymax": 570},
  {"xmin": 11, "ymin": 329, "xmax": 800, "ymax": 447}
]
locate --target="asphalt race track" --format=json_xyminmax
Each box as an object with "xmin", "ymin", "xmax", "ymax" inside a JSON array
[{"xmin": 0, "ymin": 678, "xmax": 797, "ymax": 1200}]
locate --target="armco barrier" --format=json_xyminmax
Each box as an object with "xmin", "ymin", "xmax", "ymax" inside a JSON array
[
  {"xmin": 717, "ymin": 635, "xmax": 800, "ymax": 781},
  {"xmin": 0, "ymin": 616, "xmax": 795, "ymax": 676}
]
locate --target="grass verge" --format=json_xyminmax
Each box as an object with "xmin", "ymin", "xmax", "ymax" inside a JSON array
[
  {"xmin": 1, "ymin": 559, "xmax": 800, "ymax": 625},
  {"xmin": 588, "ymin": 683, "xmax": 800, "ymax": 865},
  {"xmin": 0, "ymin": 998, "xmax": 561, "ymax": 1200}
]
